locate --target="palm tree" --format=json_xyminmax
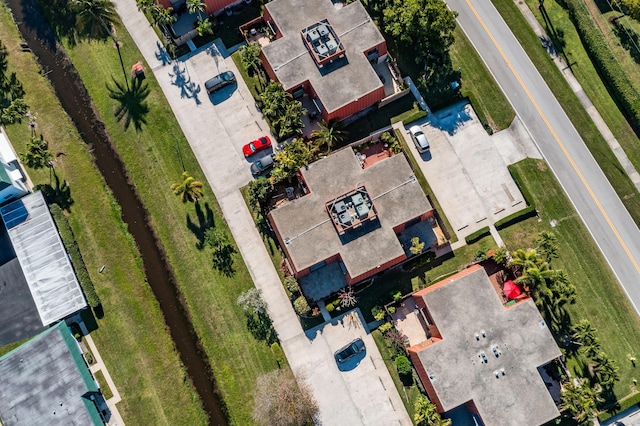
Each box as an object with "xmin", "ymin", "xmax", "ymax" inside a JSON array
[
  {"xmin": 508, "ymin": 248, "xmax": 540, "ymax": 271},
  {"xmin": 107, "ymin": 76, "xmax": 151, "ymax": 132},
  {"xmin": 71, "ymin": 0, "xmax": 129, "ymax": 88},
  {"xmin": 560, "ymin": 378, "xmax": 602, "ymax": 424},
  {"xmin": 260, "ymin": 82, "xmax": 290, "ymax": 120},
  {"xmin": 20, "ymin": 135, "xmax": 53, "ymax": 170},
  {"xmin": 171, "ymin": 171, "xmax": 204, "ymax": 203},
  {"xmin": 413, "ymin": 395, "xmax": 451, "ymax": 426},
  {"xmin": 186, "ymin": 0, "xmax": 205, "ymax": 16},
  {"xmin": 311, "ymin": 120, "xmax": 348, "ymax": 153},
  {"xmin": 240, "ymin": 42, "xmax": 263, "ymax": 80},
  {"xmin": 514, "ymin": 260, "xmax": 556, "ymax": 293},
  {"xmin": 571, "ymin": 319, "xmax": 601, "ymax": 357},
  {"xmin": 592, "ymin": 352, "xmax": 620, "ymax": 387},
  {"xmin": 195, "ymin": 16, "xmax": 213, "ymax": 37},
  {"xmin": 537, "ymin": 231, "xmax": 559, "ymax": 262}
]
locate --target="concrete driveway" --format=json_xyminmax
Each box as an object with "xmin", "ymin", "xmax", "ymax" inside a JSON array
[
  {"xmin": 397, "ymin": 101, "xmax": 538, "ymax": 242},
  {"xmin": 297, "ymin": 310, "xmax": 412, "ymax": 426}
]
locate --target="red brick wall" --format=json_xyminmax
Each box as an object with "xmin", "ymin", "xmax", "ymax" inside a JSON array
[
  {"xmin": 325, "ymin": 85, "xmax": 386, "ymax": 122},
  {"xmin": 346, "ymin": 252, "xmax": 405, "ymax": 285},
  {"xmin": 409, "ymin": 343, "xmax": 445, "ymax": 412}
]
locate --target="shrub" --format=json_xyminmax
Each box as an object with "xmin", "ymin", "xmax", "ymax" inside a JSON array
[
  {"xmin": 391, "ymin": 290, "xmax": 403, "ymax": 302},
  {"xmin": 50, "ymin": 204, "xmax": 101, "ymax": 308},
  {"xmin": 493, "ymin": 247, "xmax": 508, "ymax": 265},
  {"xmin": 494, "ymin": 206, "xmax": 537, "ymax": 230},
  {"xmin": 325, "ymin": 303, "xmax": 335, "ymax": 313},
  {"xmin": 508, "ymin": 165, "xmax": 535, "ymax": 208},
  {"xmin": 395, "ymin": 355, "xmax": 412, "ymax": 375},
  {"xmin": 84, "ymin": 352, "xmax": 94, "ymax": 364},
  {"xmin": 464, "ymin": 226, "xmax": 491, "ymax": 245},
  {"xmin": 294, "ymin": 296, "xmax": 311, "ymax": 316},
  {"xmin": 388, "ymin": 306, "xmax": 396, "ymax": 314},
  {"xmin": 271, "ymin": 342, "xmax": 285, "ymax": 367},
  {"xmin": 371, "ymin": 305, "xmax": 385, "ymax": 321},
  {"xmin": 379, "ymin": 322, "xmax": 393, "ymax": 333},
  {"xmin": 284, "ymin": 276, "xmax": 300, "ymax": 294}
]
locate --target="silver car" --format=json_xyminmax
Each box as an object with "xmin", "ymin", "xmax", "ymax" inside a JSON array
[
  {"xmin": 409, "ymin": 125, "xmax": 430, "ymax": 152},
  {"xmin": 250, "ymin": 153, "xmax": 275, "ymax": 175}
]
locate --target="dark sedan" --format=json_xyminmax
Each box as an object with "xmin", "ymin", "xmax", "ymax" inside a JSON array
[{"xmin": 334, "ymin": 338, "xmax": 365, "ymax": 364}]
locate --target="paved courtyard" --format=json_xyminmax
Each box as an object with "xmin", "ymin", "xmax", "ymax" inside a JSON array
[{"xmin": 397, "ymin": 101, "xmax": 541, "ymax": 242}]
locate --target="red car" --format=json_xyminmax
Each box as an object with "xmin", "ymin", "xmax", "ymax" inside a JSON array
[{"xmin": 243, "ymin": 136, "xmax": 272, "ymax": 157}]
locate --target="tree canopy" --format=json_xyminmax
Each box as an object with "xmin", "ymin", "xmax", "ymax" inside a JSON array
[
  {"xmin": 0, "ymin": 41, "xmax": 28, "ymax": 126},
  {"xmin": 271, "ymin": 138, "xmax": 318, "ymax": 182},
  {"xmin": 252, "ymin": 369, "xmax": 318, "ymax": 426},
  {"xmin": 383, "ymin": 0, "xmax": 457, "ymax": 67},
  {"xmin": 613, "ymin": 0, "xmax": 640, "ymax": 22},
  {"xmin": 171, "ymin": 171, "xmax": 204, "ymax": 203}
]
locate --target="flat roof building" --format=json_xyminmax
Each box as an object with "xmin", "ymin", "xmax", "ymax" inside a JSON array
[
  {"xmin": 0, "ymin": 322, "xmax": 104, "ymax": 425},
  {"xmin": 269, "ymin": 148, "xmax": 433, "ymax": 295},
  {"xmin": 408, "ymin": 265, "xmax": 561, "ymax": 426},
  {"xmin": 261, "ymin": 0, "xmax": 388, "ymax": 121},
  {"xmin": 0, "ymin": 191, "xmax": 87, "ymax": 345},
  {"xmin": 0, "ymin": 127, "xmax": 28, "ymax": 205}
]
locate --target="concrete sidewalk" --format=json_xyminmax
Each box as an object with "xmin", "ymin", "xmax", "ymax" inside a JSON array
[
  {"xmin": 110, "ymin": 1, "xmax": 411, "ymax": 424},
  {"xmin": 85, "ymin": 334, "xmax": 125, "ymax": 426}
]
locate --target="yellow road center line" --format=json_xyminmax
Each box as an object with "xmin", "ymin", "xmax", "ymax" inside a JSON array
[{"xmin": 463, "ymin": 0, "xmax": 640, "ymax": 273}]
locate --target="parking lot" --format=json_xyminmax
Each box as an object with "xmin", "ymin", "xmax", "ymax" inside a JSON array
[
  {"xmin": 398, "ymin": 101, "xmax": 539, "ymax": 241},
  {"xmin": 290, "ymin": 310, "xmax": 411, "ymax": 426}
]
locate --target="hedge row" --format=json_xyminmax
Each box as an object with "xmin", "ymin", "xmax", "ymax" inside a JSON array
[
  {"xmin": 494, "ymin": 205, "xmax": 538, "ymax": 230},
  {"xmin": 558, "ymin": 0, "xmax": 640, "ymax": 130},
  {"xmin": 391, "ymin": 106, "xmax": 428, "ymax": 125},
  {"xmin": 465, "ymin": 226, "xmax": 491, "ymax": 244},
  {"xmin": 50, "ymin": 204, "xmax": 101, "ymax": 308},
  {"xmin": 507, "ymin": 164, "xmax": 536, "ymax": 208}
]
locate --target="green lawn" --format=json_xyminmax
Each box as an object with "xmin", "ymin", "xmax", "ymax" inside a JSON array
[
  {"xmin": 0, "ymin": 5, "xmax": 207, "ymax": 424},
  {"xmin": 94, "ymin": 370, "xmax": 114, "ymax": 400},
  {"xmin": 491, "ymin": 0, "xmax": 640, "ymax": 226},
  {"xmin": 501, "ymin": 159, "xmax": 640, "ymax": 400},
  {"xmin": 32, "ymin": 3, "xmax": 281, "ymax": 424},
  {"xmin": 520, "ymin": 0, "xmax": 640, "ymax": 177}
]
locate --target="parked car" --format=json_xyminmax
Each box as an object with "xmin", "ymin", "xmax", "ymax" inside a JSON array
[
  {"xmin": 243, "ymin": 135, "xmax": 272, "ymax": 157},
  {"xmin": 205, "ymin": 71, "xmax": 236, "ymax": 94},
  {"xmin": 334, "ymin": 338, "xmax": 365, "ymax": 364},
  {"xmin": 409, "ymin": 125, "xmax": 430, "ymax": 153},
  {"xmin": 250, "ymin": 153, "xmax": 275, "ymax": 175}
]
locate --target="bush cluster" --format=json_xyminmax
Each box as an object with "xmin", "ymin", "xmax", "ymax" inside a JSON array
[
  {"xmin": 558, "ymin": 0, "xmax": 640, "ymax": 130},
  {"xmin": 494, "ymin": 206, "xmax": 538, "ymax": 230},
  {"xmin": 293, "ymin": 296, "xmax": 311, "ymax": 316},
  {"xmin": 50, "ymin": 204, "xmax": 101, "ymax": 308}
]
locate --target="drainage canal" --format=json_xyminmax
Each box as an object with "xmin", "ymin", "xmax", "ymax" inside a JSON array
[{"xmin": 5, "ymin": 0, "xmax": 228, "ymax": 423}]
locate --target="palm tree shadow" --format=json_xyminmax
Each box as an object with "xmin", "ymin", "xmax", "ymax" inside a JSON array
[
  {"xmin": 35, "ymin": 172, "xmax": 74, "ymax": 211},
  {"xmin": 187, "ymin": 202, "xmax": 215, "ymax": 249},
  {"xmin": 106, "ymin": 76, "xmax": 151, "ymax": 132}
]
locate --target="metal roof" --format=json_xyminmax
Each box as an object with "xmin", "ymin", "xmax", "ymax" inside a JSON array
[{"xmin": 0, "ymin": 191, "xmax": 86, "ymax": 325}]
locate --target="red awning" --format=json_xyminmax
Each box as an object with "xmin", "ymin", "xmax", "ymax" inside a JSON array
[{"xmin": 503, "ymin": 280, "xmax": 521, "ymax": 299}]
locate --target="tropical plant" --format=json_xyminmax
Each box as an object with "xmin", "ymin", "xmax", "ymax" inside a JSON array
[
  {"xmin": 240, "ymin": 41, "xmax": 263, "ymax": 81},
  {"xmin": 546, "ymin": 270, "xmax": 577, "ymax": 307},
  {"xmin": 391, "ymin": 290, "xmax": 402, "ymax": 303},
  {"xmin": 271, "ymin": 138, "xmax": 317, "ymax": 182},
  {"xmin": 171, "ymin": 171, "xmax": 204, "ymax": 203},
  {"xmin": 71, "ymin": 0, "xmax": 130, "ymax": 88},
  {"xmin": 293, "ymin": 296, "xmax": 311, "ymax": 315},
  {"xmin": 338, "ymin": 287, "xmax": 357, "ymax": 308},
  {"xmin": 311, "ymin": 120, "xmax": 347, "ymax": 153},
  {"xmin": 247, "ymin": 176, "xmax": 274, "ymax": 210},
  {"xmin": 371, "ymin": 305, "xmax": 385, "ymax": 321},
  {"xmin": 259, "ymin": 82, "xmax": 306, "ymax": 138},
  {"xmin": 106, "ymin": 76, "xmax": 150, "ymax": 132},
  {"xmin": 559, "ymin": 378, "xmax": 603, "ymax": 424},
  {"xmin": 195, "ymin": 16, "xmax": 213, "ymax": 37},
  {"xmin": 592, "ymin": 351, "xmax": 620, "ymax": 387},
  {"xmin": 536, "ymin": 231, "xmax": 559, "ymax": 262},
  {"xmin": 493, "ymin": 247, "xmax": 508, "ymax": 265},
  {"xmin": 409, "ymin": 236, "xmax": 426, "ymax": 256},
  {"xmin": 414, "ymin": 395, "xmax": 451, "ymax": 426},
  {"xmin": 283, "ymin": 276, "xmax": 300, "ymax": 294},
  {"xmin": 252, "ymin": 369, "xmax": 318, "ymax": 426},
  {"xmin": 20, "ymin": 135, "xmax": 53, "ymax": 170},
  {"xmin": 509, "ymin": 248, "xmax": 540, "ymax": 271},
  {"xmin": 571, "ymin": 319, "xmax": 601, "ymax": 358},
  {"xmin": 186, "ymin": 0, "xmax": 205, "ymax": 16}
]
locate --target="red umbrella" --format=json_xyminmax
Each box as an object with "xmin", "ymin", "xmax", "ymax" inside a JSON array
[{"xmin": 503, "ymin": 280, "xmax": 521, "ymax": 299}]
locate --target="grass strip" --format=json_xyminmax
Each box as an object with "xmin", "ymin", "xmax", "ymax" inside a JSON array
[
  {"xmin": 34, "ymin": 4, "xmax": 280, "ymax": 423},
  {"xmin": 491, "ymin": 0, "xmax": 640, "ymax": 225},
  {"xmin": 521, "ymin": 0, "xmax": 640, "ymax": 173},
  {"xmin": 501, "ymin": 159, "xmax": 640, "ymax": 399},
  {"xmin": 94, "ymin": 370, "xmax": 114, "ymax": 400},
  {"xmin": 0, "ymin": 4, "xmax": 207, "ymax": 424}
]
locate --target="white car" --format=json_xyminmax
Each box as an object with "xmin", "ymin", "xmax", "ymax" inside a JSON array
[{"xmin": 409, "ymin": 125, "xmax": 430, "ymax": 153}]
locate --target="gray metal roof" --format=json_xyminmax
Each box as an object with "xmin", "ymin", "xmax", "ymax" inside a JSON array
[
  {"xmin": 0, "ymin": 192, "xmax": 86, "ymax": 326},
  {"xmin": 0, "ymin": 322, "xmax": 102, "ymax": 425}
]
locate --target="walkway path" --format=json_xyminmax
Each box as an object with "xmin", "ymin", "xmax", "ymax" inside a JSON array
[
  {"xmin": 110, "ymin": 1, "xmax": 410, "ymax": 424},
  {"xmin": 85, "ymin": 334, "xmax": 125, "ymax": 426},
  {"xmin": 514, "ymin": 0, "xmax": 640, "ymax": 191}
]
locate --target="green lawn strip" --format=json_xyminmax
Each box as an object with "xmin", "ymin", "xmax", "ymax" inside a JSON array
[
  {"xmin": 231, "ymin": 51, "xmax": 262, "ymax": 101},
  {"xmin": 521, "ymin": 0, "xmax": 640, "ymax": 171},
  {"xmin": 449, "ymin": 26, "xmax": 515, "ymax": 131},
  {"xmin": 372, "ymin": 330, "xmax": 422, "ymax": 420},
  {"xmin": 0, "ymin": 5, "xmax": 207, "ymax": 424},
  {"xmin": 491, "ymin": 0, "xmax": 640, "ymax": 224},
  {"xmin": 501, "ymin": 159, "xmax": 640, "ymax": 399},
  {"xmin": 45, "ymin": 16, "xmax": 279, "ymax": 425},
  {"xmin": 0, "ymin": 338, "xmax": 28, "ymax": 358},
  {"xmin": 94, "ymin": 370, "xmax": 114, "ymax": 400}
]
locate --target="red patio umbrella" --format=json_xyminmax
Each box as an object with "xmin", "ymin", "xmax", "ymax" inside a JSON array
[{"xmin": 503, "ymin": 280, "xmax": 522, "ymax": 299}]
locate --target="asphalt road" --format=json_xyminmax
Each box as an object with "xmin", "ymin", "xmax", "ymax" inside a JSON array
[{"xmin": 446, "ymin": 0, "xmax": 640, "ymax": 316}]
